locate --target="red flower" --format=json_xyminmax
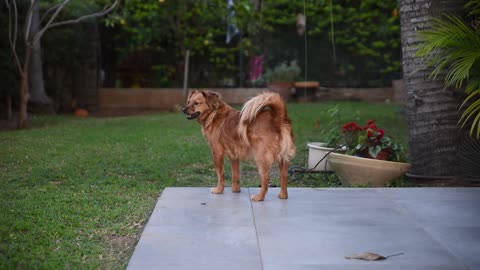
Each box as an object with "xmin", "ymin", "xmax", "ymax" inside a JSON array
[
  {"xmin": 342, "ymin": 122, "xmax": 360, "ymax": 133},
  {"xmin": 362, "ymin": 120, "xmax": 376, "ymax": 130},
  {"xmin": 367, "ymin": 128, "xmax": 384, "ymax": 140},
  {"xmin": 341, "ymin": 119, "xmax": 404, "ymax": 162},
  {"xmin": 377, "ymin": 129, "xmax": 384, "ymax": 140}
]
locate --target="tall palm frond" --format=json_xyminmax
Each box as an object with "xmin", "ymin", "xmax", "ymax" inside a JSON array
[
  {"xmin": 466, "ymin": 0, "xmax": 480, "ymax": 17},
  {"xmin": 417, "ymin": 13, "xmax": 480, "ymax": 137}
]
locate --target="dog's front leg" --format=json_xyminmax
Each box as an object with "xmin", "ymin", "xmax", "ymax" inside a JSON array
[
  {"xmin": 211, "ymin": 152, "xmax": 225, "ymax": 194},
  {"xmin": 231, "ymin": 159, "xmax": 241, "ymax": 193}
]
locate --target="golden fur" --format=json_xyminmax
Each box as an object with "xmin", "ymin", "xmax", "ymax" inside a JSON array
[{"xmin": 182, "ymin": 90, "xmax": 295, "ymax": 201}]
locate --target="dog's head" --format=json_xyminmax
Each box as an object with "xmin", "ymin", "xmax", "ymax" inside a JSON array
[{"xmin": 182, "ymin": 90, "xmax": 222, "ymax": 120}]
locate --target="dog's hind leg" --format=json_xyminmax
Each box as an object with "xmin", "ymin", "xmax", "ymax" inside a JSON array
[
  {"xmin": 211, "ymin": 152, "xmax": 225, "ymax": 194},
  {"xmin": 231, "ymin": 159, "xmax": 241, "ymax": 193},
  {"xmin": 278, "ymin": 160, "xmax": 289, "ymax": 199},
  {"xmin": 251, "ymin": 155, "xmax": 274, "ymax": 201}
]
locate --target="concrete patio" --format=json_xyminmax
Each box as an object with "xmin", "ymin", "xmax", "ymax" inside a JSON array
[{"xmin": 127, "ymin": 187, "xmax": 480, "ymax": 270}]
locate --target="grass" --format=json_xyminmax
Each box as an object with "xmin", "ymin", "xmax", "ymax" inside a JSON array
[{"xmin": 0, "ymin": 101, "xmax": 407, "ymax": 269}]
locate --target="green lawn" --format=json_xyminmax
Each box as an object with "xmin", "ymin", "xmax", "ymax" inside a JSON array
[{"xmin": 0, "ymin": 101, "xmax": 407, "ymax": 269}]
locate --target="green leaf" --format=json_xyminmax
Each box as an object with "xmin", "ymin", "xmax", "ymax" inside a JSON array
[
  {"xmin": 417, "ymin": 11, "xmax": 480, "ymax": 138},
  {"xmin": 368, "ymin": 145, "xmax": 382, "ymax": 158}
]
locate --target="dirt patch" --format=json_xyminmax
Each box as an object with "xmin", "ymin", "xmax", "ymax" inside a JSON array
[{"xmin": 108, "ymin": 234, "xmax": 137, "ymax": 250}]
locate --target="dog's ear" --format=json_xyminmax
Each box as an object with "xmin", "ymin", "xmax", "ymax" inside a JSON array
[
  {"xmin": 202, "ymin": 90, "xmax": 222, "ymax": 110},
  {"xmin": 187, "ymin": 90, "xmax": 197, "ymax": 102}
]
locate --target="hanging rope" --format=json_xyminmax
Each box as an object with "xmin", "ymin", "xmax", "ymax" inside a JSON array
[
  {"xmin": 329, "ymin": 0, "xmax": 337, "ymax": 63},
  {"xmin": 303, "ymin": 0, "xmax": 308, "ymax": 98}
]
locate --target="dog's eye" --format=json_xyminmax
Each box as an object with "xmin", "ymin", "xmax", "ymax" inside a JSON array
[{"xmin": 194, "ymin": 102, "xmax": 199, "ymax": 106}]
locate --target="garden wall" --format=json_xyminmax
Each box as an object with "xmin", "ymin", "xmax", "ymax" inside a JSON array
[
  {"xmin": 98, "ymin": 88, "xmax": 265, "ymax": 110},
  {"xmin": 318, "ymin": 87, "xmax": 396, "ymax": 102},
  {"xmin": 98, "ymin": 85, "xmax": 403, "ymax": 111}
]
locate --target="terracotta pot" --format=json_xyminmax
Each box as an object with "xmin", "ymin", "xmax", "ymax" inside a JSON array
[
  {"xmin": 294, "ymin": 81, "xmax": 319, "ymax": 102},
  {"xmin": 294, "ymin": 81, "xmax": 319, "ymax": 88},
  {"xmin": 328, "ymin": 152, "xmax": 411, "ymax": 187},
  {"xmin": 74, "ymin": 108, "xmax": 89, "ymax": 117},
  {"xmin": 268, "ymin": 81, "xmax": 293, "ymax": 101}
]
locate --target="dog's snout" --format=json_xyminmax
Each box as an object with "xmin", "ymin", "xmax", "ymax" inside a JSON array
[{"xmin": 182, "ymin": 106, "xmax": 188, "ymax": 114}]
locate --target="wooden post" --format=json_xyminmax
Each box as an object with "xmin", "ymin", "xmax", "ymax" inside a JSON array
[{"xmin": 182, "ymin": 49, "xmax": 190, "ymax": 101}]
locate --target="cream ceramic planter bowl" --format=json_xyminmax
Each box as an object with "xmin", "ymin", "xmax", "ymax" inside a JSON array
[{"xmin": 328, "ymin": 152, "xmax": 411, "ymax": 187}]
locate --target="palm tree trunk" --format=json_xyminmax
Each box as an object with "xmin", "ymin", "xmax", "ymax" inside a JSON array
[{"xmin": 400, "ymin": 0, "xmax": 467, "ymax": 177}]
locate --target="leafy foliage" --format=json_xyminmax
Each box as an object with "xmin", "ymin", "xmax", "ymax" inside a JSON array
[
  {"xmin": 417, "ymin": 2, "xmax": 480, "ymax": 137},
  {"xmin": 264, "ymin": 60, "xmax": 301, "ymax": 82},
  {"xmin": 261, "ymin": 0, "xmax": 401, "ymax": 85},
  {"xmin": 104, "ymin": 0, "xmax": 260, "ymax": 87},
  {"xmin": 101, "ymin": 0, "xmax": 400, "ymax": 87}
]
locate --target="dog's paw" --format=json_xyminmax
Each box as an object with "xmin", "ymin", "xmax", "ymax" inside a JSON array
[
  {"xmin": 250, "ymin": 194, "xmax": 265, "ymax": 201},
  {"xmin": 211, "ymin": 186, "xmax": 224, "ymax": 194},
  {"xmin": 231, "ymin": 186, "xmax": 241, "ymax": 193},
  {"xmin": 278, "ymin": 192, "xmax": 288, "ymax": 200}
]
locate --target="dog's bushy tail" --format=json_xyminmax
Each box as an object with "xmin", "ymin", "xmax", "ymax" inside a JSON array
[{"xmin": 239, "ymin": 91, "xmax": 295, "ymax": 161}]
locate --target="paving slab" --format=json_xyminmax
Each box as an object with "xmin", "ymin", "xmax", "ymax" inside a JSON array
[{"xmin": 127, "ymin": 187, "xmax": 480, "ymax": 270}]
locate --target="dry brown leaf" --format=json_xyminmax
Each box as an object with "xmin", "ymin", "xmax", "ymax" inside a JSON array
[{"xmin": 345, "ymin": 252, "xmax": 386, "ymax": 261}]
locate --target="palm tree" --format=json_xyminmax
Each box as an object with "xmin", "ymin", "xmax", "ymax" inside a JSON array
[
  {"xmin": 417, "ymin": 2, "xmax": 480, "ymax": 138},
  {"xmin": 399, "ymin": 0, "xmax": 467, "ymax": 177}
]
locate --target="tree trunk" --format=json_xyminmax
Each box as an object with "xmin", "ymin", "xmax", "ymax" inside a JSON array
[
  {"xmin": 28, "ymin": 0, "xmax": 53, "ymax": 111},
  {"xmin": 400, "ymin": 0, "xmax": 467, "ymax": 177},
  {"xmin": 18, "ymin": 49, "xmax": 31, "ymax": 129}
]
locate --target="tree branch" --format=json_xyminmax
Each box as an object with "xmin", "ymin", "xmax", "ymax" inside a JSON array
[
  {"xmin": 32, "ymin": 0, "xmax": 69, "ymax": 46},
  {"xmin": 39, "ymin": 1, "xmax": 63, "ymax": 26},
  {"xmin": 5, "ymin": 0, "xmax": 23, "ymax": 75},
  {"xmin": 24, "ymin": 0, "xmax": 36, "ymax": 43},
  {"xmin": 47, "ymin": 0, "xmax": 118, "ymax": 29},
  {"xmin": 33, "ymin": 0, "xmax": 118, "ymax": 46}
]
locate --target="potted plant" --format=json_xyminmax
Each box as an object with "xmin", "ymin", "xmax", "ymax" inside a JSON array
[
  {"xmin": 264, "ymin": 60, "xmax": 301, "ymax": 100},
  {"xmin": 308, "ymin": 106, "xmax": 346, "ymax": 171},
  {"xmin": 328, "ymin": 120, "xmax": 410, "ymax": 186},
  {"xmin": 308, "ymin": 126, "xmax": 344, "ymax": 171}
]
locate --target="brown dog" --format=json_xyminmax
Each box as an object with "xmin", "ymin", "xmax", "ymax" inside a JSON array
[{"xmin": 182, "ymin": 90, "xmax": 295, "ymax": 201}]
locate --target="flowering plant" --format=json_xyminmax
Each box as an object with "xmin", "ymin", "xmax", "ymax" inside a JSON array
[{"xmin": 342, "ymin": 120, "xmax": 405, "ymax": 162}]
